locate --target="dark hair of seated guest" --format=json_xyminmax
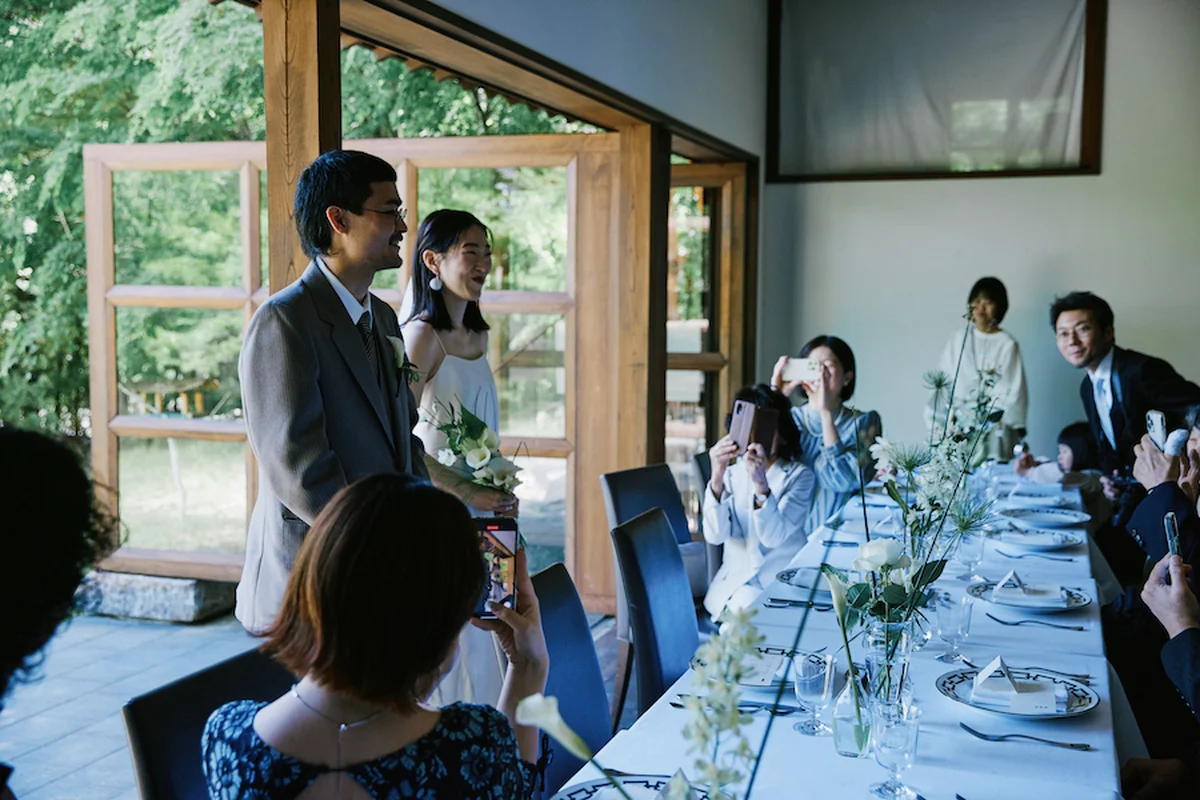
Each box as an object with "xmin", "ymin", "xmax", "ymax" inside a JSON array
[
  {"xmin": 724, "ymin": 384, "xmax": 804, "ymax": 463},
  {"xmin": 1048, "ymin": 290, "xmax": 1115, "ymax": 332},
  {"xmin": 797, "ymin": 334, "xmax": 858, "ymax": 401},
  {"xmin": 1058, "ymin": 421, "xmax": 1099, "ymax": 472},
  {"xmin": 0, "ymin": 427, "xmax": 113, "ymax": 705},
  {"xmin": 263, "ymin": 473, "xmax": 485, "ymax": 713}
]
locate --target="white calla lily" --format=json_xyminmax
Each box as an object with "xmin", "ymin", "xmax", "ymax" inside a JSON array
[
  {"xmin": 516, "ymin": 694, "xmax": 592, "ymax": 762},
  {"xmin": 464, "ymin": 446, "xmax": 492, "ymax": 470}
]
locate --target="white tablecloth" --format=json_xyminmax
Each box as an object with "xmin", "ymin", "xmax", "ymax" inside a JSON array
[{"xmin": 564, "ymin": 482, "xmax": 1138, "ymax": 799}]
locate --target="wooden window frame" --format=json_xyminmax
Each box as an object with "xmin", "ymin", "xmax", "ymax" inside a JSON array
[{"xmin": 766, "ymin": 0, "xmax": 1109, "ymax": 183}]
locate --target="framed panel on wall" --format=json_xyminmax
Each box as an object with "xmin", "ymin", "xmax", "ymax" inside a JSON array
[{"xmin": 767, "ymin": 0, "xmax": 1108, "ymax": 182}]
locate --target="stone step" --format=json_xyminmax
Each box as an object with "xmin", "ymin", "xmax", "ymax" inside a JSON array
[{"xmin": 75, "ymin": 571, "xmax": 235, "ymax": 623}]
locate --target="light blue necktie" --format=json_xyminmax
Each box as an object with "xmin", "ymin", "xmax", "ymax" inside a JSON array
[{"xmin": 1095, "ymin": 377, "xmax": 1117, "ymax": 447}]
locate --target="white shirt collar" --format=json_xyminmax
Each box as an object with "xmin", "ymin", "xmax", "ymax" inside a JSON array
[
  {"xmin": 316, "ymin": 257, "xmax": 371, "ymax": 328},
  {"xmin": 1086, "ymin": 348, "xmax": 1115, "ymax": 384}
]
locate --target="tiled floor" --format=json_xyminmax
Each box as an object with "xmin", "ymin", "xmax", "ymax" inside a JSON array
[{"xmin": 0, "ymin": 612, "xmax": 632, "ymax": 799}]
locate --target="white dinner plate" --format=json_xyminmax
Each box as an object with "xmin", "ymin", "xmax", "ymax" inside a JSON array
[
  {"xmin": 776, "ymin": 566, "xmax": 834, "ymax": 598},
  {"xmin": 552, "ymin": 775, "xmax": 710, "ymax": 799},
  {"xmin": 998, "ymin": 527, "xmax": 1084, "ymax": 552},
  {"xmin": 998, "ymin": 507, "xmax": 1091, "ymax": 528},
  {"xmin": 1001, "ymin": 494, "xmax": 1072, "ymax": 508},
  {"xmin": 935, "ymin": 667, "xmax": 1099, "ymax": 720},
  {"xmin": 966, "ymin": 581, "xmax": 1092, "ymax": 613}
]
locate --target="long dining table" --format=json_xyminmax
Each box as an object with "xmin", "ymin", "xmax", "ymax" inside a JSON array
[{"xmin": 563, "ymin": 470, "xmax": 1143, "ymax": 799}]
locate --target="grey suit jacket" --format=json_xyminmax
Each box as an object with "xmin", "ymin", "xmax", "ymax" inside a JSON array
[{"xmin": 235, "ymin": 262, "xmax": 429, "ymax": 633}]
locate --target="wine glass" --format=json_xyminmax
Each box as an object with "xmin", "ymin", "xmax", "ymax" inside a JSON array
[
  {"xmin": 935, "ymin": 593, "xmax": 973, "ymax": 663},
  {"xmin": 953, "ymin": 532, "xmax": 987, "ymax": 582},
  {"xmin": 792, "ymin": 651, "xmax": 836, "ymax": 736},
  {"xmin": 870, "ymin": 703, "xmax": 921, "ymax": 799}
]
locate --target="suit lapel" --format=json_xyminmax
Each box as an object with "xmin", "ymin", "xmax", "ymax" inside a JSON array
[
  {"xmin": 371, "ymin": 298, "xmax": 407, "ymax": 452},
  {"xmin": 302, "ymin": 263, "xmax": 396, "ymax": 451}
]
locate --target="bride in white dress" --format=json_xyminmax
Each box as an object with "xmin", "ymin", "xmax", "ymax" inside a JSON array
[{"xmin": 402, "ymin": 209, "xmax": 518, "ymax": 707}]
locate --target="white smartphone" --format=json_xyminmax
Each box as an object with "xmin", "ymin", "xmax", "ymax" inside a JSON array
[
  {"xmin": 1147, "ymin": 410, "xmax": 1167, "ymax": 451},
  {"xmin": 782, "ymin": 358, "xmax": 821, "ymax": 384}
]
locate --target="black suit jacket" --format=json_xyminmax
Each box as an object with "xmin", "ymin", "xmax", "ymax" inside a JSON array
[
  {"xmin": 1079, "ymin": 346, "xmax": 1200, "ymax": 475},
  {"xmin": 1164, "ymin": 628, "xmax": 1200, "ymax": 724},
  {"xmin": 1108, "ymin": 483, "xmax": 1200, "ymax": 612}
]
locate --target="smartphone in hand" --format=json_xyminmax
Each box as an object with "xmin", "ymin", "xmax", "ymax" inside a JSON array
[
  {"xmin": 1147, "ymin": 410, "xmax": 1168, "ymax": 451},
  {"xmin": 782, "ymin": 358, "xmax": 821, "ymax": 384},
  {"xmin": 728, "ymin": 400, "xmax": 779, "ymax": 456},
  {"xmin": 473, "ymin": 517, "xmax": 519, "ymax": 619}
]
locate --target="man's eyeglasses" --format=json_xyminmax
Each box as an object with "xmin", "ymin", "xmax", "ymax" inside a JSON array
[{"xmin": 362, "ymin": 206, "xmax": 408, "ymax": 225}]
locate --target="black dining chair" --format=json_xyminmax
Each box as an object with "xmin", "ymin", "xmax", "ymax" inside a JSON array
[
  {"xmin": 532, "ymin": 562, "xmax": 611, "ymax": 795},
  {"xmin": 599, "ymin": 464, "xmax": 710, "ymax": 729},
  {"xmin": 123, "ymin": 647, "xmax": 295, "ymax": 800},
  {"xmin": 691, "ymin": 451, "xmax": 723, "ymax": 584},
  {"xmin": 610, "ymin": 508, "xmax": 701, "ymax": 718}
]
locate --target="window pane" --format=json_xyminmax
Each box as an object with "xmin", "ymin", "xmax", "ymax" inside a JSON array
[
  {"xmin": 114, "ymin": 171, "xmax": 242, "ymax": 286},
  {"xmin": 513, "ymin": 456, "xmax": 566, "ymax": 575},
  {"xmin": 118, "ymin": 438, "xmax": 246, "ymax": 553},
  {"xmin": 667, "ymin": 370, "xmax": 716, "ymax": 536},
  {"xmin": 415, "ymin": 167, "xmax": 568, "ymax": 292},
  {"xmin": 491, "ymin": 313, "xmax": 566, "ymax": 439},
  {"xmin": 667, "ymin": 186, "xmax": 713, "ymax": 353},
  {"xmin": 115, "ymin": 307, "xmax": 244, "ymax": 417}
]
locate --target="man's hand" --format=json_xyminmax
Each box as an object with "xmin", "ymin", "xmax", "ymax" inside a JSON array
[
  {"xmin": 1100, "ymin": 473, "xmax": 1124, "ymax": 502},
  {"xmin": 1134, "ymin": 433, "xmax": 1181, "ymax": 492},
  {"xmin": 1178, "ymin": 447, "xmax": 1199, "ymax": 507},
  {"xmin": 1013, "ymin": 452, "xmax": 1039, "ymax": 477},
  {"xmin": 1142, "ymin": 554, "xmax": 1200, "ymax": 639}
]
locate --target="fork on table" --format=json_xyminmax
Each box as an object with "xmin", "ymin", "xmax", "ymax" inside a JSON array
[
  {"xmin": 959, "ymin": 722, "xmax": 1093, "ymax": 751},
  {"xmin": 984, "ymin": 612, "xmax": 1084, "ymax": 631},
  {"xmin": 995, "ymin": 549, "xmax": 1075, "ymax": 563}
]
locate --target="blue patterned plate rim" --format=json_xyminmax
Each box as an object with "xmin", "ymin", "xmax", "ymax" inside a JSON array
[{"xmin": 551, "ymin": 775, "xmax": 711, "ymax": 799}]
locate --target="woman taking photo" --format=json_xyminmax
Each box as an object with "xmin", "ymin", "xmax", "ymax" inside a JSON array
[
  {"xmin": 769, "ymin": 335, "xmax": 883, "ymax": 532},
  {"xmin": 703, "ymin": 385, "xmax": 815, "ymax": 618},
  {"xmin": 202, "ymin": 474, "xmax": 547, "ymax": 799}
]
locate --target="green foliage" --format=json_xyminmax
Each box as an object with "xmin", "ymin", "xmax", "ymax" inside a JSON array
[{"xmin": 0, "ymin": 0, "xmax": 597, "ymax": 435}]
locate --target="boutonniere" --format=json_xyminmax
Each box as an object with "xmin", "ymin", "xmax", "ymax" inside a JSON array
[{"xmin": 385, "ymin": 335, "xmax": 420, "ymax": 386}]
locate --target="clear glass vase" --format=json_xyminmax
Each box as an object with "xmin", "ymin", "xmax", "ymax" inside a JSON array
[
  {"xmin": 832, "ymin": 677, "xmax": 872, "ymax": 758},
  {"xmin": 864, "ymin": 620, "xmax": 913, "ymax": 709}
]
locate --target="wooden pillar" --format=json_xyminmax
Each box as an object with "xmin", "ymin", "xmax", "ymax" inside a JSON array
[{"xmin": 262, "ymin": 0, "xmax": 342, "ymax": 293}]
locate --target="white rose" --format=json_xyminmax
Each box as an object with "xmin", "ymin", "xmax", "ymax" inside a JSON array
[
  {"xmin": 436, "ymin": 448, "xmax": 458, "ymax": 467},
  {"xmin": 465, "ymin": 446, "xmax": 492, "ymax": 470},
  {"xmin": 851, "ymin": 538, "xmax": 909, "ymax": 571},
  {"xmin": 516, "ymin": 694, "xmax": 592, "ymax": 761}
]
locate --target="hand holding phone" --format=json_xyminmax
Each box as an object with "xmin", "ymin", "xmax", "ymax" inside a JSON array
[
  {"xmin": 781, "ymin": 358, "xmax": 821, "ymax": 384},
  {"xmin": 727, "ymin": 400, "xmax": 779, "ymax": 456},
  {"xmin": 1147, "ymin": 410, "xmax": 1168, "ymax": 451}
]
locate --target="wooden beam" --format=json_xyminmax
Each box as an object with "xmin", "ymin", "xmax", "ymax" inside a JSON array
[
  {"xmin": 106, "ymin": 285, "xmax": 250, "ymax": 309},
  {"xmin": 498, "ymin": 437, "xmax": 572, "ymax": 459},
  {"xmin": 667, "ymin": 352, "xmax": 728, "ymax": 372},
  {"xmin": 82, "ymin": 142, "xmax": 267, "ymax": 171},
  {"xmin": 100, "ymin": 547, "xmax": 244, "ymax": 582},
  {"xmin": 670, "ymin": 162, "xmax": 745, "ymax": 188},
  {"xmin": 109, "ymin": 415, "xmax": 247, "ymax": 442},
  {"xmin": 262, "ymin": 0, "xmax": 342, "ymax": 294},
  {"xmin": 373, "ymin": 288, "xmax": 573, "ymax": 316},
  {"xmin": 351, "ymin": 132, "xmax": 619, "ymax": 169}
]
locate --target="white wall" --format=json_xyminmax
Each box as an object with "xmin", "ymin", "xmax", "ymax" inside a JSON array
[
  {"xmin": 766, "ymin": 0, "xmax": 1200, "ymax": 454},
  {"xmin": 428, "ymin": 0, "xmax": 768, "ymax": 158}
]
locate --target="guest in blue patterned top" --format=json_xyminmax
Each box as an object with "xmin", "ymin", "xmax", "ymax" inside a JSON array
[
  {"xmin": 201, "ymin": 474, "xmax": 548, "ymax": 799},
  {"xmin": 770, "ymin": 335, "xmax": 883, "ymax": 532}
]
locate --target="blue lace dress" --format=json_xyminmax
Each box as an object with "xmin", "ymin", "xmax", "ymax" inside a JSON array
[{"xmin": 201, "ymin": 700, "xmax": 538, "ymax": 799}]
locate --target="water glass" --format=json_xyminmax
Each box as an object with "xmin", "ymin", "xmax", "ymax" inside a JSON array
[
  {"xmin": 792, "ymin": 651, "xmax": 835, "ymax": 736},
  {"xmin": 935, "ymin": 593, "xmax": 973, "ymax": 663},
  {"xmin": 953, "ymin": 532, "xmax": 987, "ymax": 582},
  {"xmin": 870, "ymin": 704, "xmax": 921, "ymax": 799}
]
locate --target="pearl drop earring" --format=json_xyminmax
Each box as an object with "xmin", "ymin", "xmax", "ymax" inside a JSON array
[{"xmin": 429, "ymin": 275, "xmax": 443, "ymax": 291}]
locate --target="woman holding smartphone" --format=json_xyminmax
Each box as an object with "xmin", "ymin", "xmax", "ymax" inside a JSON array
[
  {"xmin": 770, "ymin": 335, "xmax": 883, "ymax": 532},
  {"xmin": 704, "ymin": 385, "xmax": 815, "ymax": 618}
]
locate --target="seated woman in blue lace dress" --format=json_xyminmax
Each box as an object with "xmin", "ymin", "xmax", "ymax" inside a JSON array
[
  {"xmin": 201, "ymin": 474, "xmax": 548, "ymax": 799},
  {"xmin": 770, "ymin": 335, "xmax": 883, "ymax": 532},
  {"xmin": 703, "ymin": 385, "xmax": 816, "ymax": 618}
]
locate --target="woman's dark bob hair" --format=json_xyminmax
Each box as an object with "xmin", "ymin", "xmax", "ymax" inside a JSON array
[
  {"xmin": 405, "ymin": 209, "xmax": 491, "ymax": 333},
  {"xmin": 264, "ymin": 474, "xmax": 485, "ymax": 712},
  {"xmin": 969, "ymin": 277, "xmax": 1009, "ymax": 325},
  {"xmin": 797, "ymin": 335, "xmax": 858, "ymax": 402}
]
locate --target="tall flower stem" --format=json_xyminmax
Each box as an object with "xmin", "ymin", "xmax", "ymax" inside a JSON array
[{"xmin": 941, "ymin": 315, "xmax": 973, "ymax": 443}]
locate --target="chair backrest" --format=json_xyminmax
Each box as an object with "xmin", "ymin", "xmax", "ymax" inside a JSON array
[
  {"xmin": 123, "ymin": 647, "xmax": 295, "ymax": 800},
  {"xmin": 611, "ymin": 508, "xmax": 701, "ymax": 716},
  {"xmin": 533, "ymin": 563, "xmax": 611, "ymax": 794},
  {"xmin": 692, "ymin": 451, "xmax": 723, "ymax": 583},
  {"xmin": 599, "ymin": 464, "xmax": 691, "ymax": 545},
  {"xmin": 692, "ymin": 451, "xmax": 712, "ymax": 490}
]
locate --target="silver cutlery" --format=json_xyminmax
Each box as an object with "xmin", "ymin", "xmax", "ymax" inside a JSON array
[
  {"xmin": 961, "ymin": 657, "xmax": 1092, "ymax": 684},
  {"xmin": 764, "ymin": 598, "xmax": 833, "ymax": 611},
  {"xmin": 669, "ymin": 696, "xmax": 802, "ymax": 715},
  {"xmin": 959, "ymin": 722, "xmax": 1093, "ymax": 751},
  {"xmin": 995, "ymin": 549, "xmax": 1075, "ymax": 562},
  {"xmin": 985, "ymin": 612, "xmax": 1084, "ymax": 631},
  {"xmin": 820, "ymin": 539, "xmax": 860, "ymax": 548}
]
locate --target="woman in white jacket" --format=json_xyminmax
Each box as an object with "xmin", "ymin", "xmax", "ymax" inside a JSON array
[{"xmin": 703, "ymin": 385, "xmax": 815, "ymax": 619}]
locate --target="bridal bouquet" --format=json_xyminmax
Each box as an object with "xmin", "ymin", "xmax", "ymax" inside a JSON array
[{"xmin": 429, "ymin": 400, "xmax": 522, "ymax": 492}]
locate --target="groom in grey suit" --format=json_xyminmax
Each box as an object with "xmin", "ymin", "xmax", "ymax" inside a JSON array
[{"xmin": 236, "ymin": 150, "xmax": 429, "ymax": 633}]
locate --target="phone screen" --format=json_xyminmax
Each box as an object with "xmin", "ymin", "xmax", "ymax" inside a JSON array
[{"xmin": 474, "ymin": 519, "xmax": 519, "ymax": 619}]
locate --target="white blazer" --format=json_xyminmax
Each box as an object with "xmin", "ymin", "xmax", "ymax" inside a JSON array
[{"xmin": 702, "ymin": 458, "xmax": 814, "ymax": 618}]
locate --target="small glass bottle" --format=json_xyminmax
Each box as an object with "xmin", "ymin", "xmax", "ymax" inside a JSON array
[{"xmin": 832, "ymin": 677, "xmax": 871, "ymax": 758}]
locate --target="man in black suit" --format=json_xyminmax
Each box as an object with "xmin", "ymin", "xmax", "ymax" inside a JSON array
[{"xmin": 1051, "ymin": 291, "xmax": 1200, "ymax": 582}]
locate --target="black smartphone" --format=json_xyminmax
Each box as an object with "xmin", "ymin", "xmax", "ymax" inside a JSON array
[{"xmin": 473, "ymin": 517, "xmax": 519, "ymax": 619}]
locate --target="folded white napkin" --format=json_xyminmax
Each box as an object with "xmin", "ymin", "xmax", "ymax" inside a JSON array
[
  {"xmin": 971, "ymin": 678, "xmax": 1068, "ymax": 713},
  {"xmin": 653, "ymin": 770, "xmax": 699, "ymax": 800},
  {"xmin": 739, "ymin": 653, "xmax": 787, "ymax": 687},
  {"xmin": 992, "ymin": 583, "xmax": 1069, "ymax": 608}
]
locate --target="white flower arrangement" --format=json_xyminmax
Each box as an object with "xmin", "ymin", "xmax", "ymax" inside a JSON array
[{"xmin": 427, "ymin": 399, "xmax": 522, "ymax": 492}]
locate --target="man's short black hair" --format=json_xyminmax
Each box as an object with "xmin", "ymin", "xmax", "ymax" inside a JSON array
[
  {"xmin": 1049, "ymin": 291, "xmax": 1115, "ymax": 332},
  {"xmin": 294, "ymin": 150, "xmax": 397, "ymax": 258},
  {"xmin": 969, "ymin": 277, "xmax": 1009, "ymax": 324}
]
